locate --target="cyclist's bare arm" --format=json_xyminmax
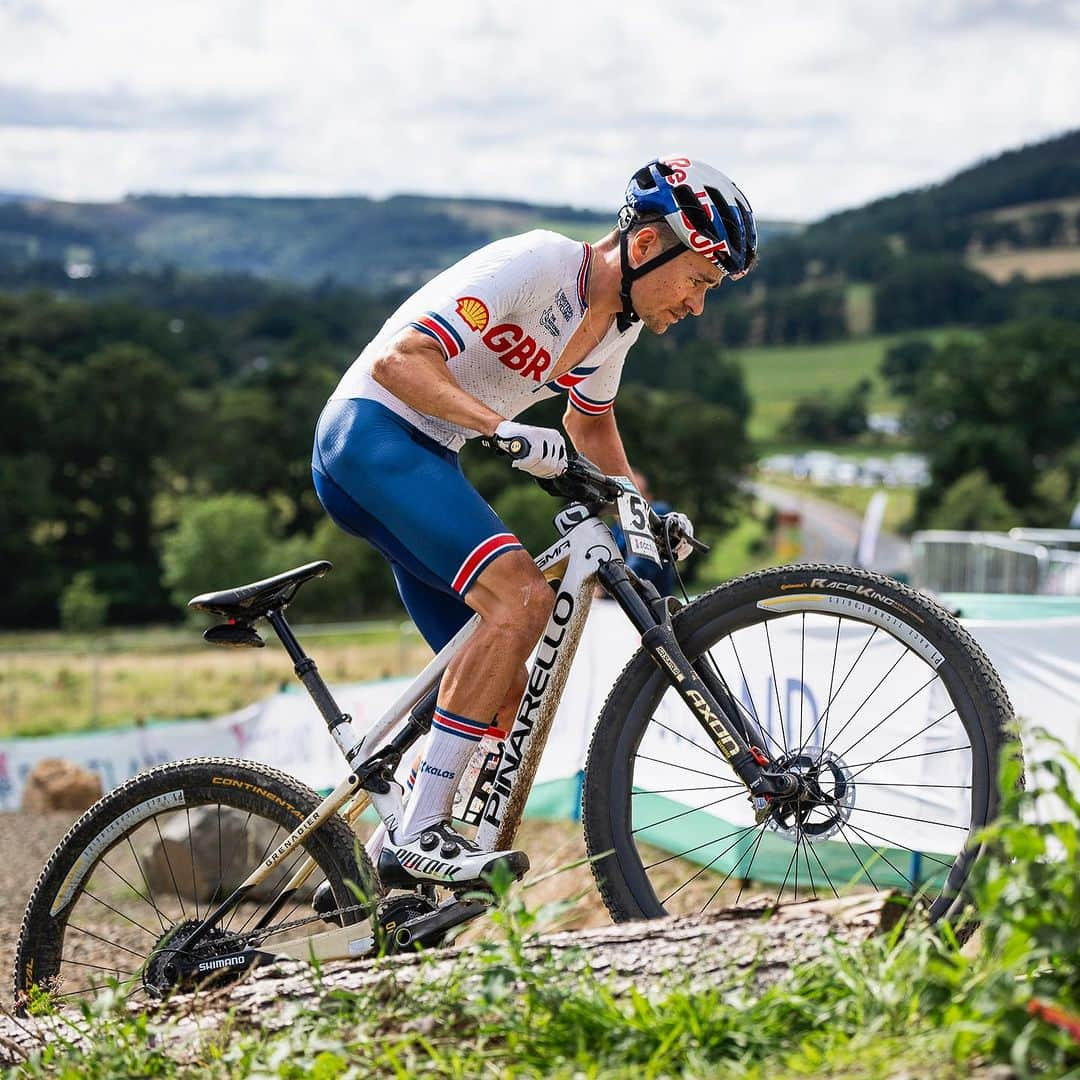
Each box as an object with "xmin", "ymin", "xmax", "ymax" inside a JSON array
[
  {"xmin": 371, "ymin": 328, "xmax": 506, "ymax": 436},
  {"xmin": 563, "ymin": 405, "xmax": 633, "ymax": 479}
]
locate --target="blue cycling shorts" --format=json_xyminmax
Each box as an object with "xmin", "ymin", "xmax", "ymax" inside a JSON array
[{"xmin": 312, "ymin": 398, "xmax": 523, "ymax": 651}]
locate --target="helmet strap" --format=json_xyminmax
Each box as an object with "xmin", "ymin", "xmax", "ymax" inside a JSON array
[{"xmin": 616, "ymin": 226, "xmax": 690, "ymax": 333}]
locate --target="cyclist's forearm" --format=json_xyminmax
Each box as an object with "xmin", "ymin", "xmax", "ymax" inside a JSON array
[
  {"xmin": 564, "ymin": 407, "xmax": 633, "ymax": 477},
  {"xmin": 371, "ymin": 338, "xmax": 505, "ymax": 437}
]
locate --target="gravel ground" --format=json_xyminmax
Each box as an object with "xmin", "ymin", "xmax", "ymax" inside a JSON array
[{"xmin": 0, "ymin": 811, "xmax": 75, "ymax": 995}]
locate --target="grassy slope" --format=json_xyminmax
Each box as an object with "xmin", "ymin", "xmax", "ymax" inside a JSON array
[{"xmin": 732, "ymin": 328, "xmax": 977, "ymax": 442}]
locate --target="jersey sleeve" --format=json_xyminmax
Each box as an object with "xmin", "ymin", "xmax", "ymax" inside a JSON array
[
  {"xmin": 398, "ymin": 235, "xmax": 557, "ymax": 361},
  {"xmin": 566, "ymin": 326, "xmax": 640, "ymax": 416}
]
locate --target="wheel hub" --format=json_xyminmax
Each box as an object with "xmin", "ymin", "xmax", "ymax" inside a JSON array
[{"xmin": 766, "ymin": 749, "xmax": 856, "ymax": 841}]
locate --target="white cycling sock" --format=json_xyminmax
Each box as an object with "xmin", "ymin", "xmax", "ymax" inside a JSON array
[{"xmin": 398, "ymin": 707, "xmax": 488, "ymax": 841}]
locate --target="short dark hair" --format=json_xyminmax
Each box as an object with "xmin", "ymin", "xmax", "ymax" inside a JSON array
[{"xmin": 627, "ymin": 216, "xmax": 681, "ymax": 252}]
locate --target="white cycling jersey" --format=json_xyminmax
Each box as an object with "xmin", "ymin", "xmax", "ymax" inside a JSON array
[{"xmin": 331, "ymin": 230, "xmax": 643, "ymax": 452}]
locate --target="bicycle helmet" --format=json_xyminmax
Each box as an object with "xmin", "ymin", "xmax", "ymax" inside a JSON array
[{"xmin": 616, "ymin": 156, "xmax": 758, "ymax": 331}]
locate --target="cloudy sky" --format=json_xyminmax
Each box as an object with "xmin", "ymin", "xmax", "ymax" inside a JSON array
[{"xmin": 1, "ymin": 0, "xmax": 1077, "ymax": 222}]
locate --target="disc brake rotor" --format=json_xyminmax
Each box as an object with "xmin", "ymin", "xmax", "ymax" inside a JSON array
[{"xmin": 767, "ymin": 749, "xmax": 856, "ymax": 842}]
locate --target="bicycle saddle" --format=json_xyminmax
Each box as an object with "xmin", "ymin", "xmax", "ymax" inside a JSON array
[{"xmin": 188, "ymin": 560, "xmax": 332, "ymax": 620}]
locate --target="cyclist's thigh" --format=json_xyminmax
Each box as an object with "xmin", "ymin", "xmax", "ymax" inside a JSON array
[
  {"xmin": 313, "ymin": 397, "xmax": 524, "ymax": 600},
  {"xmin": 392, "ymin": 563, "xmax": 473, "ymax": 652}
]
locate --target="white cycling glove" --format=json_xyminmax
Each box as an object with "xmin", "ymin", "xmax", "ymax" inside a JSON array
[
  {"xmin": 662, "ymin": 512, "xmax": 696, "ymax": 560},
  {"xmin": 494, "ymin": 420, "xmax": 567, "ymax": 479}
]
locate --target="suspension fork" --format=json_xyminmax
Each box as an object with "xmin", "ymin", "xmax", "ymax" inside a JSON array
[{"xmin": 596, "ymin": 560, "xmax": 796, "ymax": 799}]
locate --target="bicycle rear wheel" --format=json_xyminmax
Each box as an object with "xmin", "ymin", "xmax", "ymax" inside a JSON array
[
  {"xmin": 584, "ymin": 564, "xmax": 1017, "ymax": 925},
  {"xmin": 14, "ymin": 758, "xmax": 375, "ymax": 1007}
]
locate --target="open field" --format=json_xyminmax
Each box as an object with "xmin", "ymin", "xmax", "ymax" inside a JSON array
[
  {"xmin": 0, "ymin": 623, "xmax": 432, "ymax": 737},
  {"xmin": 732, "ymin": 328, "xmax": 977, "ymax": 442},
  {"xmin": 968, "ymin": 246, "xmax": 1080, "ymax": 283}
]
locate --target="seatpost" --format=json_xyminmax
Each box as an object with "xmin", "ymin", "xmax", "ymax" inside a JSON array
[{"xmin": 264, "ymin": 609, "xmax": 366, "ymax": 764}]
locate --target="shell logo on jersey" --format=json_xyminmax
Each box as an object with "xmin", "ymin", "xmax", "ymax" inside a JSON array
[
  {"xmin": 455, "ymin": 296, "xmax": 490, "ymax": 332},
  {"xmin": 481, "ymin": 322, "xmax": 552, "ymax": 382}
]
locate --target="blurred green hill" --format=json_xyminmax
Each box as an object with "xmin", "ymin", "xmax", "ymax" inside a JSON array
[{"xmin": 0, "ymin": 189, "xmax": 798, "ymax": 289}]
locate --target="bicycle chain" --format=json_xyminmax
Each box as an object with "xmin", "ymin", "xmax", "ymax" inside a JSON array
[{"xmin": 166, "ymin": 902, "xmax": 375, "ymax": 959}]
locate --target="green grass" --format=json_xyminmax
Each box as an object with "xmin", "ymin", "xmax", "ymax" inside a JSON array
[
  {"xmin": 697, "ymin": 508, "xmax": 789, "ymax": 586},
  {"xmin": 0, "ymin": 622, "xmax": 431, "ymax": 737},
  {"xmin": 13, "ymin": 740, "xmax": 1078, "ymax": 1078},
  {"xmin": 733, "ymin": 328, "xmax": 980, "ymax": 442}
]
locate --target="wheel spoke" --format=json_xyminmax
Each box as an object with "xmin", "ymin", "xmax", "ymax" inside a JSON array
[
  {"xmin": 153, "ymin": 814, "xmax": 186, "ymax": 920},
  {"xmin": 80, "ymin": 889, "xmax": 160, "ymax": 939},
  {"xmin": 126, "ymin": 835, "xmax": 168, "ymax": 934},
  {"xmin": 632, "ymin": 790, "xmax": 748, "ymax": 835},
  {"xmin": 648, "ymin": 715, "xmax": 736, "ymax": 766},
  {"xmin": 661, "ymin": 826, "xmax": 759, "ymax": 904},
  {"xmin": 832, "ymin": 672, "xmax": 940, "ymax": 763},
  {"xmin": 634, "ymin": 753, "xmax": 734, "ymax": 783},
  {"xmin": 67, "ymin": 922, "xmax": 148, "ymax": 961},
  {"xmin": 724, "ymin": 639, "xmax": 786, "ymax": 759},
  {"xmin": 848, "ymin": 805, "xmax": 970, "ymax": 832},
  {"xmin": 847, "ymin": 708, "xmax": 962, "ymax": 784},
  {"xmin": 844, "ymin": 744, "xmax": 971, "ymax": 771},
  {"xmin": 632, "ymin": 783, "xmax": 743, "ymax": 796},
  {"xmin": 763, "ymin": 620, "xmax": 788, "ymax": 752},
  {"xmin": 799, "ymin": 625, "xmax": 879, "ymax": 759},
  {"xmin": 816, "ymin": 647, "xmax": 909, "ymax": 761},
  {"xmin": 644, "ymin": 823, "xmax": 760, "ymax": 871}
]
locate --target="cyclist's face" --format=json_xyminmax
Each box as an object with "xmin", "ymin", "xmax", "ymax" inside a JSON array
[{"xmin": 630, "ymin": 243, "xmax": 725, "ymax": 334}]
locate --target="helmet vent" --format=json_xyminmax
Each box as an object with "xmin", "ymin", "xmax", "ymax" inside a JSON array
[{"xmin": 633, "ymin": 167, "xmax": 659, "ymax": 191}]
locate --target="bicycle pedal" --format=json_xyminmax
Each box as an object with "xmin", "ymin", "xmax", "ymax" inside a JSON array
[{"xmin": 389, "ymin": 897, "xmax": 490, "ymax": 951}]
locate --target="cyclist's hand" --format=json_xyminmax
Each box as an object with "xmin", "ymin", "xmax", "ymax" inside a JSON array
[
  {"xmin": 662, "ymin": 512, "xmax": 696, "ymax": 560},
  {"xmin": 494, "ymin": 420, "xmax": 567, "ymax": 479}
]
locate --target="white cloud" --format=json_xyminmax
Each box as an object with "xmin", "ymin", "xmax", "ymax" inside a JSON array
[{"xmin": 0, "ymin": 0, "xmax": 1076, "ymax": 219}]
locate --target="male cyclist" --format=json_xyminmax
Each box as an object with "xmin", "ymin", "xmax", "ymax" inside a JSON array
[{"xmin": 312, "ymin": 157, "xmax": 757, "ymax": 889}]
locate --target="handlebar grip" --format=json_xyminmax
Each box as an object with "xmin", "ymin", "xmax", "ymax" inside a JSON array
[{"xmin": 488, "ymin": 434, "xmax": 532, "ymax": 462}]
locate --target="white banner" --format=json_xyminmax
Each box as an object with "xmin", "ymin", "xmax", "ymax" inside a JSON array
[{"xmin": 2, "ymin": 606, "xmax": 1078, "ymax": 827}]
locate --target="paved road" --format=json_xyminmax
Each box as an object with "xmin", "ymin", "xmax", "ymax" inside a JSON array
[{"xmin": 751, "ymin": 481, "xmax": 912, "ymax": 576}]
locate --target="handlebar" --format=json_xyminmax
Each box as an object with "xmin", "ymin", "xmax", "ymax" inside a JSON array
[{"xmin": 484, "ymin": 434, "xmax": 709, "ymax": 556}]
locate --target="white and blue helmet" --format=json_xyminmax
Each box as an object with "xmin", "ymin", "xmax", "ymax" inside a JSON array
[{"xmin": 616, "ymin": 155, "xmax": 758, "ymax": 330}]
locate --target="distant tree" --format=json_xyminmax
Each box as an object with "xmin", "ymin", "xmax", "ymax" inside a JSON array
[
  {"xmin": 925, "ymin": 470, "xmax": 1020, "ymax": 532},
  {"xmin": 881, "ymin": 337, "xmax": 935, "ymax": 399},
  {"xmin": 271, "ymin": 518, "xmax": 399, "ymax": 621},
  {"xmin": 782, "ymin": 379, "xmax": 871, "ymax": 443},
  {"xmin": 50, "ymin": 343, "xmax": 187, "ymax": 621},
  {"xmin": 161, "ymin": 494, "xmax": 278, "ymax": 614},
  {"xmin": 908, "ymin": 320, "xmax": 1080, "ymax": 524},
  {"xmin": 874, "ymin": 257, "xmax": 1001, "ymax": 331},
  {"xmin": 58, "ymin": 571, "xmax": 109, "ymax": 632}
]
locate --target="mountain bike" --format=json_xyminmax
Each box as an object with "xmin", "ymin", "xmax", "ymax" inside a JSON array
[{"xmin": 13, "ymin": 445, "xmax": 1017, "ymax": 1008}]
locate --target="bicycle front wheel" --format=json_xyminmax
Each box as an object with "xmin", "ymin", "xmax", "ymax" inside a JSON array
[
  {"xmin": 14, "ymin": 758, "xmax": 375, "ymax": 1007},
  {"xmin": 584, "ymin": 564, "xmax": 1017, "ymax": 925}
]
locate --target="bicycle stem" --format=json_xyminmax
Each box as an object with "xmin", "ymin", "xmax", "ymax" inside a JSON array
[{"xmin": 596, "ymin": 560, "xmax": 797, "ymax": 800}]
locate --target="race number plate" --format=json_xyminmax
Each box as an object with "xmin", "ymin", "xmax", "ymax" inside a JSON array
[{"xmin": 616, "ymin": 490, "xmax": 661, "ymax": 565}]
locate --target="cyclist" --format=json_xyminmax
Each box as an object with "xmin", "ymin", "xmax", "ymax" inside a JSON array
[{"xmin": 312, "ymin": 157, "xmax": 757, "ymax": 889}]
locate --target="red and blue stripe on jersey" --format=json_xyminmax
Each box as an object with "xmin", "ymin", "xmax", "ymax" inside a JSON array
[
  {"xmin": 409, "ymin": 311, "xmax": 466, "ymax": 359},
  {"xmin": 577, "ymin": 244, "xmax": 592, "ymax": 314}
]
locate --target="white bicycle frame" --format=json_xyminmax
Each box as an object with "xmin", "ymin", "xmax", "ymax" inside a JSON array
[{"xmin": 217, "ymin": 503, "xmax": 622, "ymax": 962}]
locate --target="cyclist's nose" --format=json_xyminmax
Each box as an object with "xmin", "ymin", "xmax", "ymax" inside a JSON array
[{"xmin": 686, "ymin": 288, "xmax": 706, "ymax": 317}]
